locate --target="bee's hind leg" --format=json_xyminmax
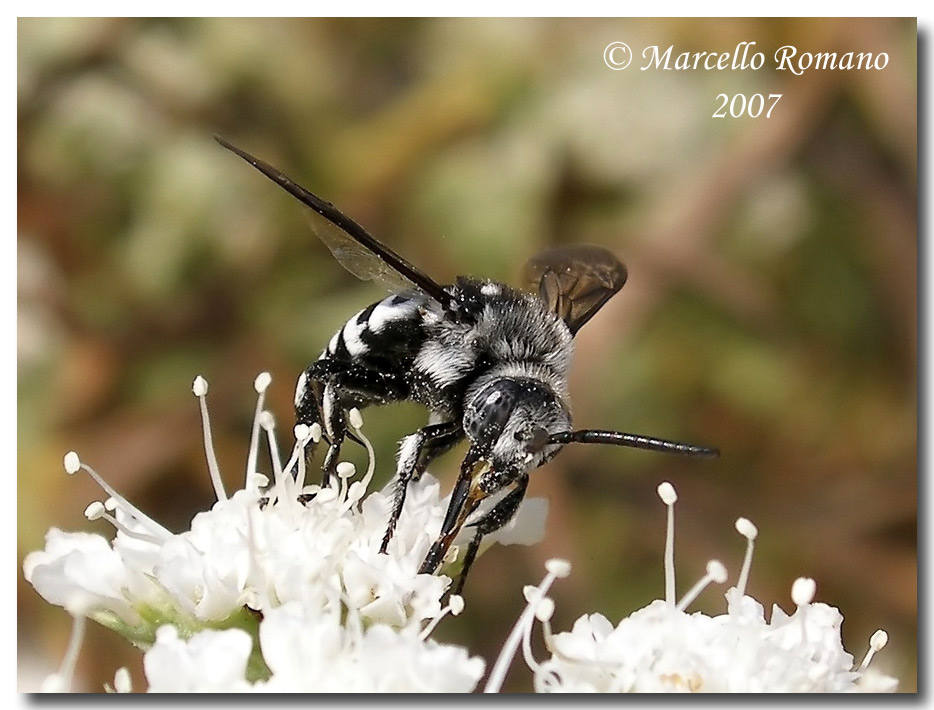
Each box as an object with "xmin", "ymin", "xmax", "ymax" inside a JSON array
[{"xmin": 296, "ymin": 361, "xmax": 409, "ymax": 487}]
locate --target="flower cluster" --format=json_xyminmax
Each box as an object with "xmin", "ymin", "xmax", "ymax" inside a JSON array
[
  {"xmin": 23, "ymin": 374, "xmax": 899, "ymax": 693},
  {"xmin": 486, "ymin": 483, "xmax": 898, "ymax": 693},
  {"xmin": 23, "ymin": 373, "xmax": 544, "ymax": 692}
]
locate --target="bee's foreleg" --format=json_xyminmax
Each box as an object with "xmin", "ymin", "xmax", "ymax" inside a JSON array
[{"xmin": 452, "ymin": 473, "xmax": 529, "ymax": 595}]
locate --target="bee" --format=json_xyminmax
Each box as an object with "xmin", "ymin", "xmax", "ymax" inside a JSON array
[{"xmin": 217, "ymin": 136, "xmax": 718, "ymax": 594}]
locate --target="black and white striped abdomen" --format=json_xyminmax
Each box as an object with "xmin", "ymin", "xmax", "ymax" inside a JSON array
[{"xmin": 321, "ymin": 291, "xmax": 427, "ymax": 362}]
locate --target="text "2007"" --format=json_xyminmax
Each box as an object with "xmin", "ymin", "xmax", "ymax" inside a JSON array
[{"xmin": 713, "ymin": 93, "xmax": 782, "ymax": 118}]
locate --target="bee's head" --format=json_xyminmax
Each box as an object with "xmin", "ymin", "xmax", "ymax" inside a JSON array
[{"xmin": 462, "ymin": 377, "xmax": 570, "ymax": 472}]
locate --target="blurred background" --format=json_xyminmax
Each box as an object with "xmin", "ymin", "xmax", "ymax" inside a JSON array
[{"xmin": 18, "ymin": 18, "xmax": 917, "ymax": 692}]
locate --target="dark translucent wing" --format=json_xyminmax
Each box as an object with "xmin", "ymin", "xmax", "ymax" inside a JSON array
[
  {"xmin": 524, "ymin": 245, "xmax": 627, "ymax": 334},
  {"xmin": 303, "ymin": 210, "xmax": 418, "ymax": 294},
  {"xmin": 215, "ymin": 136, "xmax": 449, "ymax": 304}
]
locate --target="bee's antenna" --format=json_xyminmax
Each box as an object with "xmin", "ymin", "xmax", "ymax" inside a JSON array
[{"xmin": 548, "ymin": 429, "xmax": 719, "ymax": 458}]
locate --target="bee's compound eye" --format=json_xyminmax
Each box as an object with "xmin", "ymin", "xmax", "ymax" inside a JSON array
[{"xmin": 464, "ymin": 380, "xmax": 518, "ymax": 444}]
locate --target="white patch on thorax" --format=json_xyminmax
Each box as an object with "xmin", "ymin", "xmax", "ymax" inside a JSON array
[
  {"xmin": 481, "ymin": 282, "xmax": 502, "ymax": 296},
  {"xmin": 414, "ymin": 340, "xmax": 476, "ymax": 389}
]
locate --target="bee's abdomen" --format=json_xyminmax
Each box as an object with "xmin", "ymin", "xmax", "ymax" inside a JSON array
[{"xmin": 320, "ymin": 291, "xmax": 427, "ymax": 366}]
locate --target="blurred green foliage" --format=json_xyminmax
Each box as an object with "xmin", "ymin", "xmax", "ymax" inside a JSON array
[{"xmin": 18, "ymin": 18, "xmax": 916, "ymax": 692}]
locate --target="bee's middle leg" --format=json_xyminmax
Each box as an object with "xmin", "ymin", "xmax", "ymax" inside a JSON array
[{"xmin": 381, "ymin": 421, "xmax": 463, "ymax": 553}]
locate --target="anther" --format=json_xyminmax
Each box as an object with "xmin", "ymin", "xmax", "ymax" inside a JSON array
[
  {"xmin": 657, "ymin": 481, "xmax": 677, "ymax": 504},
  {"xmin": 735, "ymin": 517, "xmax": 758, "ymax": 540},
  {"xmin": 535, "ymin": 597, "xmax": 555, "ymax": 623},
  {"xmin": 84, "ymin": 502, "xmax": 105, "ymax": 520},
  {"xmin": 545, "ymin": 559, "xmax": 571, "ymax": 578},
  {"xmin": 791, "ymin": 577, "xmax": 816, "ymax": 606},
  {"xmin": 192, "ymin": 375, "xmax": 208, "ymax": 397},
  {"xmin": 63, "ymin": 452, "xmax": 80, "ymax": 475},
  {"xmin": 253, "ymin": 372, "xmax": 272, "ymax": 393},
  {"xmin": 258, "ymin": 411, "xmax": 275, "ymax": 430},
  {"xmin": 349, "ymin": 407, "xmax": 364, "ymax": 429},
  {"xmin": 857, "ymin": 629, "xmax": 889, "ymax": 672},
  {"xmin": 677, "ymin": 559, "xmax": 728, "ymax": 611}
]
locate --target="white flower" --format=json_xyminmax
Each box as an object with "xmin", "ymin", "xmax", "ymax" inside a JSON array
[
  {"xmin": 23, "ymin": 529, "xmax": 145, "ymax": 627},
  {"xmin": 144, "ymin": 626, "xmax": 254, "ymax": 693},
  {"xmin": 24, "ymin": 373, "xmax": 546, "ymax": 691},
  {"xmin": 487, "ymin": 483, "xmax": 898, "ymax": 693},
  {"xmin": 254, "ymin": 601, "xmax": 484, "ymax": 692}
]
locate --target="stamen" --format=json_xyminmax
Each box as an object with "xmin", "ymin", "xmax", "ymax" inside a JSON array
[
  {"xmin": 521, "ymin": 596, "xmax": 555, "ymax": 674},
  {"xmin": 343, "ymin": 414, "xmax": 376, "ymax": 507},
  {"xmin": 258, "ymin": 411, "xmax": 283, "ymax": 485},
  {"xmin": 734, "ymin": 517, "xmax": 758, "ymax": 597},
  {"xmin": 277, "ymin": 447, "xmax": 299, "ymax": 500},
  {"xmin": 245, "ymin": 372, "xmax": 272, "ymax": 489},
  {"xmin": 657, "ymin": 482, "xmax": 677, "ymax": 606},
  {"xmin": 84, "ymin": 501, "xmax": 164, "ymax": 544},
  {"xmin": 538, "ymin": 599, "xmax": 556, "ymax": 654},
  {"xmin": 484, "ymin": 559, "xmax": 570, "ymax": 693},
  {"xmin": 419, "ymin": 594, "xmax": 466, "ymax": 641},
  {"xmin": 857, "ymin": 630, "xmax": 889, "ymax": 671},
  {"xmin": 791, "ymin": 577, "xmax": 816, "ymax": 645},
  {"xmin": 192, "ymin": 376, "xmax": 227, "ymax": 501},
  {"xmin": 241, "ymin": 501, "xmax": 262, "ymax": 610},
  {"xmin": 293, "ymin": 424, "xmax": 310, "ymax": 492},
  {"xmin": 41, "ymin": 614, "xmax": 86, "ymax": 692},
  {"xmin": 336, "ymin": 462, "xmax": 355, "ymax": 502},
  {"xmin": 63, "ymin": 452, "xmax": 170, "ymax": 540},
  {"xmin": 677, "ymin": 559, "xmax": 728, "ymax": 611},
  {"xmin": 348, "ymin": 408, "xmax": 376, "ymax": 492}
]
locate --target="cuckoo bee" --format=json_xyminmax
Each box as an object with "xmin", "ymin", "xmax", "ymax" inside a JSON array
[{"xmin": 217, "ymin": 137, "xmax": 718, "ymax": 594}]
